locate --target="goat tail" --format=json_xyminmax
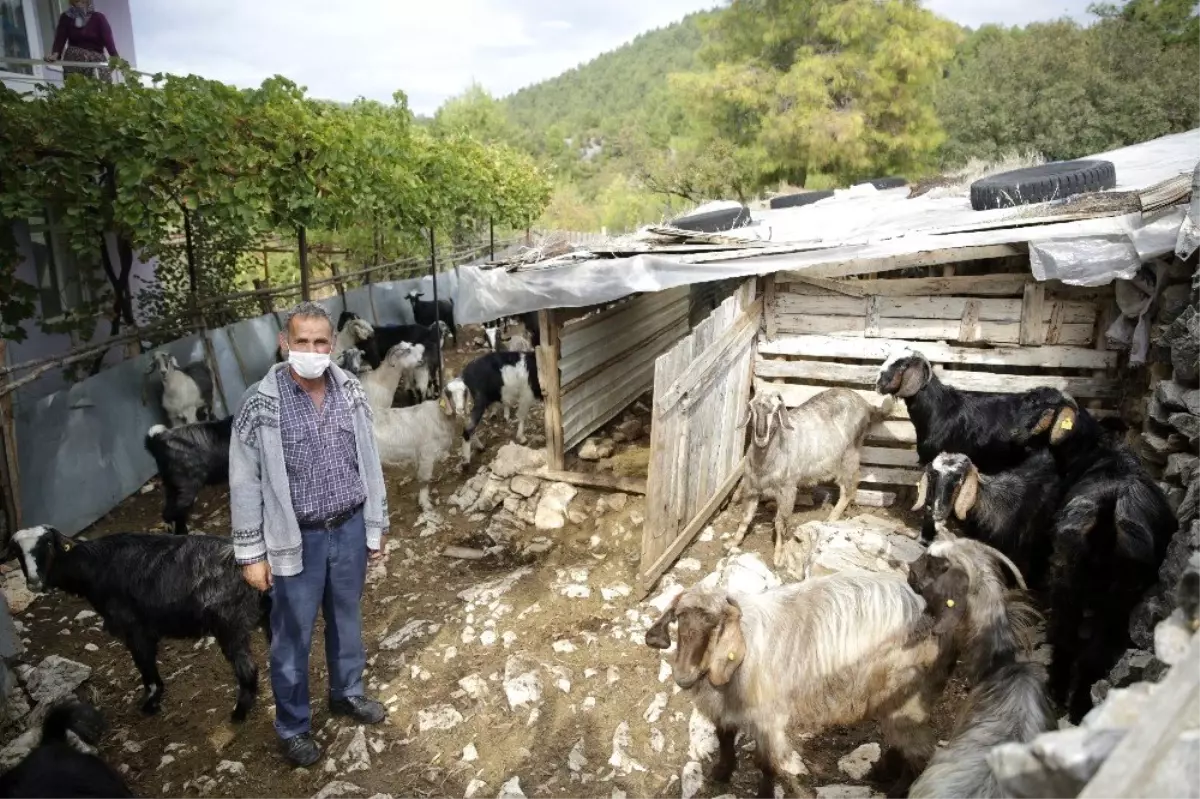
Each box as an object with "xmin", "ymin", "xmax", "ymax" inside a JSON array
[
  {"xmin": 1114, "ymin": 482, "xmax": 1173, "ymax": 566},
  {"xmin": 41, "ymin": 700, "xmax": 106, "ymax": 747},
  {"xmin": 144, "ymin": 425, "xmax": 170, "ymax": 464}
]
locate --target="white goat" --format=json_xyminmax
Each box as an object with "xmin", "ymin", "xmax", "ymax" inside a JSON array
[
  {"xmin": 334, "ymin": 317, "xmax": 374, "ymax": 357},
  {"xmin": 360, "ymin": 342, "xmax": 424, "ymax": 412},
  {"xmin": 373, "ymin": 392, "xmax": 462, "ymax": 511},
  {"xmin": 732, "ymin": 387, "xmax": 893, "ymax": 563},
  {"xmin": 646, "ymin": 573, "xmax": 952, "ymax": 799},
  {"xmin": 149, "ymin": 351, "xmax": 206, "ymax": 428}
]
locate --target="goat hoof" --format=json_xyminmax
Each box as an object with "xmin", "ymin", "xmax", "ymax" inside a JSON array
[
  {"xmin": 709, "ymin": 761, "xmax": 736, "ymax": 783},
  {"xmin": 139, "ymin": 698, "xmax": 162, "ymax": 716},
  {"xmin": 231, "ymin": 704, "xmax": 251, "ymax": 723}
]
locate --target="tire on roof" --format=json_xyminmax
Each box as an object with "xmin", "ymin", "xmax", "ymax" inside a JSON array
[
  {"xmin": 969, "ymin": 159, "xmax": 1116, "ymax": 211},
  {"xmin": 768, "ymin": 190, "xmax": 835, "ymax": 210},
  {"xmin": 669, "ymin": 204, "xmax": 752, "ymax": 233}
]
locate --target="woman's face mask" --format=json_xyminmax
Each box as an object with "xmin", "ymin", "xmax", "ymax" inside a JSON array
[{"xmin": 288, "ymin": 350, "xmax": 331, "ymax": 379}]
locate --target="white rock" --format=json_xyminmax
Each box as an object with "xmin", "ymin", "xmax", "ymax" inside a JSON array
[
  {"xmin": 643, "ymin": 692, "xmax": 668, "ymax": 724},
  {"xmin": 579, "ymin": 439, "xmax": 614, "ymax": 461},
  {"xmin": 313, "ymin": 781, "xmax": 364, "ymax": 799},
  {"xmin": 601, "ymin": 583, "xmax": 632, "ymax": 601},
  {"xmin": 659, "ymin": 660, "xmax": 673, "ymax": 683},
  {"xmin": 781, "ymin": 516, "xmax": 923, "ymax": 581},
  {"xmin": 458, "ymin": 567, "xmax": 533, "ymax": 606},
  {"xmin": 216, "ymin": 760, "xmax": 245, "ymax": 777},
  {"xmin": 583, "ymin": 696, "xmax": 596, "ymax": 710},
  {"xmin": 698, "ymin": 527, "xmax": 715, "ymax": 542},
  {"xmin": 490, "ymin": 444, "xmax": 546, "ymax": 479},
  {"xmin": 497, "ymin": 776, "xmax": 526, "ymax": 799},
  {"xmin": 417, "ymin": 704, "xmax": 463, "ymax": 732},
  {"xmin": 651, "ymin": 728, "xmax": 666, "ymax": 753},
  {"xmin": 682, "ymin": 761, "xmax": 704, "ymax": 799},
  {"xmin": 1154, "ymin": 610, "xmax": 1195, "ymax": 666},
  {"xmin": 464, "ymin": 779, "xmax": 488, "ymax": 799},
  {"xmin": 510, "ymin": 475, "xmax": 540, "ymax": 498},
  {"xmin": 25, "ymin": 655, "xmax": 91, "ymax": 705},
  {"xmin": 675, "ymin": 558, "xmax": 702, "ymax": 572},
  {"xmin": 560, "ymin": 584, "xmax": 591, "ymax": 599},
  {"xmin": 552, "ymin": 640, "xmax": 577, "ymax": 654},
  {"xmin": 607, "ymin": 666, "xmax": 620, "ymax": 685},
  {"xmin": 696, "ymin": 552, "xmax": 781, "ymax": 596},
  {"xmin": 688, "ymin": 709, "xmax": 719, "ymax": 761},
  {"xmin": 568, "ymin": 739, "xmax": 588, "ymax": 772},
  {"xmin": 73, "ymin": 610, "xmax": 96, "ymax": 623},
  {"xmin": 0, "ymin": 729, "xmax": 39, "ymax": 771},
  {"xmin": 444, "ymin": 646, "xmax": 458, "ymax": 661},
  {"xmin": 340, "ymin": 727, "xmax": 372, "ymax": 773},
  {"xmin": 607, "ymin": 493, "xmax": 629, "ymax": 512},
  {"xmin": 480, "ymin": 630, "xmax": 498, "ymax": 646},
  {"xmin": 503, "ymin": 656, "xmax": 543, "ymax": 710},
  {"xmin": 158, "ymin": 755, "xmax": 175, "ymax": 770},
  {"xmin": 84, "ymin": 643, "xmax": 99, "ymax": 653},
  {"xmin": 612, "ymin": 791, "xmax": 627, "ymax": 799},
  {"xmin": 816, "ymin": 787, "xmax": 883, "ymax": 799},
  {"xmin": 462, "ymin": 743, "xmax": 478, "ymax": 762},
  {"xmin": 838, "ymin": 742, "xmax": 879, "ymax": 780},
  {"xmin": 2, "ymin": 570, "xmax": 35, "ymax": 614},
  {"xmin": 608, "ymin": 721, "xmax": 647, "ymax": 775},
  {"xmin": 379, "ymin": 619, "xmax": 433, "ymax": 651},
  {"xmin": 535, "ymin": 482, "xmax": 578, "ymax": 530},
  {"xmin": 783, "ymin": 749, "xmax": 809, "ymax": 777}
]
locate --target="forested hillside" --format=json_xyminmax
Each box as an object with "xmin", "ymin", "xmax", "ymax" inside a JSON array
[{"xmin": 438, "ymin": 0, "xmax": 1199, "ymax": 233}]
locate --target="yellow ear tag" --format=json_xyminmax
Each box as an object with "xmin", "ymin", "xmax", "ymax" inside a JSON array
[
  {"xmin": 728, "ymin": 651, "xmax": 737, "ymax": 661},
  {"xmin": 945, "ymin": 599, "xmax": 955, "ymax": 608},
  {"xmin": 1059, "ymin": 417, "xmax": 1073, "ymax": 431}
]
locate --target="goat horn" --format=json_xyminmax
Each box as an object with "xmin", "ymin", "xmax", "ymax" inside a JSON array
[{"xmin": 974, "ymin": 541, "xmax": 1028, "ymax": 591}]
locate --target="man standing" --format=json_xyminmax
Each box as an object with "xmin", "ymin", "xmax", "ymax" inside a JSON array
[{"xmin": 230, "ymin": 301, "xmax": 389, "ymax": 766}]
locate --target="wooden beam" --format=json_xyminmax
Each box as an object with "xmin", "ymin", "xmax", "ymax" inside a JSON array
[
  {"xmin": 1019, "ymin": 282, "xmax": 1047, "ymax": 346},
  {"xmin": 639, "ymin": 457, "xmax": 745, "ymax": 597},
  {"xmin": 764, "ymin": 274, "xmax": 778, "ymax": 341},
  {"xmin": 754, "ymin": 359, "xmax": 1120, "ymax": 398},
  {"xmin": 784, "ymin": 243, "xmax": 1026, "ymax": 280},
  {"xmin": 782, "ymin": 273, "xmax": 1031, "ymax": 298},
  {"xmin": 536, "ymin": 309, "xmax": 565, "ymax": 470},
  {"xmin": 0, "ymin": 342, "xmax": 20, "ymax": 545},
  {"xmin": 655, "ymin": 299, "xmax": 762, "ymax": 414},
  {"xmin": 520, "ymin": 469, "xmax": 646, "ymax": 495},
  {"xmin": 757, "ymin": 333, "xmax": 1118, "ymax": 369}
]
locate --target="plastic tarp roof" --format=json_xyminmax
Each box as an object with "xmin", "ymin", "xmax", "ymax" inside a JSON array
[{"xmin": 457, "ymin": 129, "xmax": 1200, "ymax": 323}]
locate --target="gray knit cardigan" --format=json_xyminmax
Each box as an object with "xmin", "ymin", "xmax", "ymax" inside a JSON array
[{"xmin": 229, "ymin": 363, "xmax": 389, "ymax": 577}]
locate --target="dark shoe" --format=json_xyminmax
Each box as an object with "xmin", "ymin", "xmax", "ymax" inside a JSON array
[
  {"xmin": 280, "ymin": 733, "xmax": 321, "ymax": 767},
  {"xmin": 329, "ymin": 695, "xmax": 386, "ymax": 724}
]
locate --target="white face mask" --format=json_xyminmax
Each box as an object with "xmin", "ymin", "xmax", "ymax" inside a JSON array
[{"xmin": 287, "ymin": 349, "xmax": 331, "ymax": 380}]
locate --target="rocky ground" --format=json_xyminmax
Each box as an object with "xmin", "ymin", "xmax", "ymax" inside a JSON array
[{"xmin": 0, "ymin": 338, "xmax": 968, "ymax": 799}]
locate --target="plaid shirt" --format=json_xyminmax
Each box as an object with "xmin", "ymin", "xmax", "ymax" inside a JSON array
[{"xmin": 276, "ymin": 368, "xmax": 366, "ymax": 526}]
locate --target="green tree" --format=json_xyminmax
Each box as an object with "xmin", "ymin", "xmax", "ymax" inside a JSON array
[
  {"xmin": 936, "ymin": 3, "xmax": 1199, "ymax": 166},
  {"xmin": 669, "ymin": 0, "xmax": 959, "ymax": 191}
]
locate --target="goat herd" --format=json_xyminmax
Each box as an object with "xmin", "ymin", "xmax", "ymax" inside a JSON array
[
  {"xmin": 0, "ymin": 302, "xmax": 1189, "ymax": 798},
  {"xmin": 648, "ymin": 346, "xmax": 1185, "ymax": 798},
  {"xmin": 0, "ymin": 293, "xmax": 550, "ymax": 796}
]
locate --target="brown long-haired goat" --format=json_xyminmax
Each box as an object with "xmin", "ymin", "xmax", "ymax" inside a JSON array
[{"xmin": 646, "ymin": 572, "xmax": 954, "ymax": 798}]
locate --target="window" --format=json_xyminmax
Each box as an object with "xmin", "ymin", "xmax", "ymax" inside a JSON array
[
  {"xmin": 27, "ymin": 211, "xmax": 94, "ymax": 320},
  {"xmin": 36, "ymin": 0, "xmax": 65, "ymax": 59},
  {"xmin": 0, "ymin": 0, "xmax": 33, "ymax": 75}
]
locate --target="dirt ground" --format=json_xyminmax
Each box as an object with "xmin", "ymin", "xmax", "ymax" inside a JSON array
[{"xmin": 3, "ymin": 328, "xmax": 965, "ymax": 799}]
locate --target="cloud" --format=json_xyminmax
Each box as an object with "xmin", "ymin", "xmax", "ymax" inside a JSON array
[{"xmin": 128, "ymin": 0, "xmax": 1101, "ymax": 116}]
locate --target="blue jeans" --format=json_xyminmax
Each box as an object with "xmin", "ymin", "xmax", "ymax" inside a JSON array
[{"xmin": 269, "ymin": 508, "xmax": 368, "ymax": 740}]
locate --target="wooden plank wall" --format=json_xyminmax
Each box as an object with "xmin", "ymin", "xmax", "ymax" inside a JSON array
[
  {"xmin": 640, "ymin": 280, "xmax": 759, "ymax": 593},
  {"xmin": 757, "ymin": 271, "xmax": 1119, "ymax": 495},
  {"xmin": 558, "ymin": 287, "xmax": 691, "ymax": 453}
]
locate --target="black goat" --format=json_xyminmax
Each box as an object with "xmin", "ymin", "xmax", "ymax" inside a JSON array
[
  {"xmin": 1013, "ymin": 390, "xmax": 1175, "ymax": 722},
  {"xmin": 337, "ymin": 311, "xmax": 446, "ymax": 392},
  {"xmin": 8, "ymin": 527, "xmax": 271, "ymax": 722},
  {"xmin": 404, "ymin": 289, "xmax": 457, "ymax": 346},
  {"xmin": 0, "ymin": 700, "xmax": 133, "ymax": 798},
  {"xmin": 144, "ymin": 417, "xmax": 232, "ymax": 536},
  {"xmin": 913, "ymin": 450, "xmax": 1061, "ymax": 590},
  {"xmin": 875, "ymin": 348, "xmax": 1032, "ymax": 471},
  {"xmin": 444, "ymin": 351, "xmax": 542, "ymax": 464}
]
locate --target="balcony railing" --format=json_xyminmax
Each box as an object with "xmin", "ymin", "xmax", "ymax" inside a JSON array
[{"xmin": 0, "ymin": 55, "xmax": 136, "ymax": 90}]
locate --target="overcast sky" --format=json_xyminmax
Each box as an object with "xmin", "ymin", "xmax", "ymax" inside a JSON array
[{"xmin": 129, "ymin": 0, "xmax": 1097, "ymax": 116}]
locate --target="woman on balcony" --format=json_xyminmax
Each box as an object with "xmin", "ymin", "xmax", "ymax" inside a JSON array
[{"xmin": 46, "ymin": 0, "xmax": 118, "ymax": 82}]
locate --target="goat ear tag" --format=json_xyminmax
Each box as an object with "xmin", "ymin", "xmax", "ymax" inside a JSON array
[
  {"xmin": 945, "ymin": 599, "xmax": 954, "ymax": 608},
  {"xmin": 1059, "ymin": 417, "xmax": 1074, "ymax": 431}
]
